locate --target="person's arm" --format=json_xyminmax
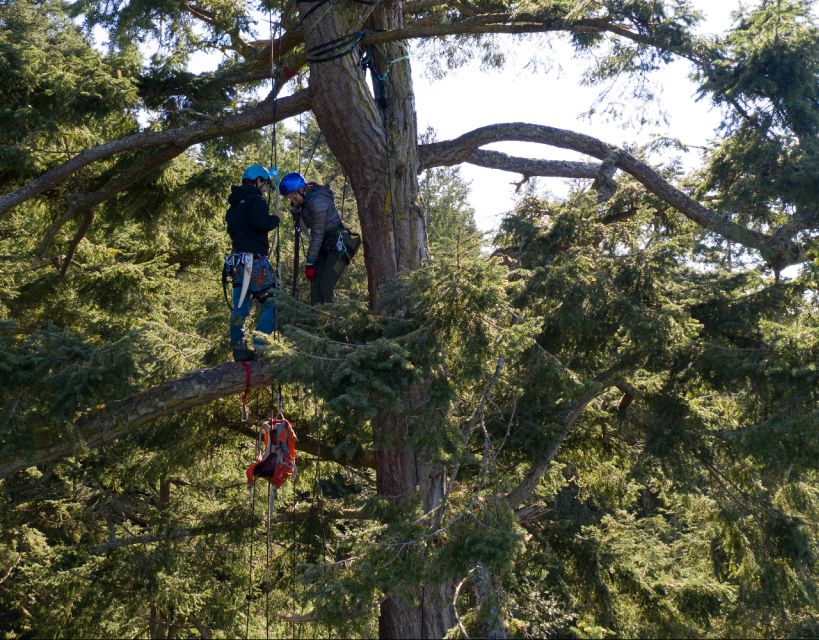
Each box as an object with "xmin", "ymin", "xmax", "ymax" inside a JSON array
[
  {"xmin": 249, "ymin": 196, "xmax": 280, "ymax": 231},
  {"xmin": 305, "ymin": 196, "xmax": 331, "ymax": 265}
]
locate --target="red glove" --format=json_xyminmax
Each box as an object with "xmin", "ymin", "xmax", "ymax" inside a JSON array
[{"xmin": 304, "ymin": 265, "xmax": 317, "ymax": 281}]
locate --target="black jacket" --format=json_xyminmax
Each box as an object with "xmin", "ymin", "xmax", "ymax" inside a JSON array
[{"xmin": 225, "ymin": 184, "xmax": 280, "ymax": 254}]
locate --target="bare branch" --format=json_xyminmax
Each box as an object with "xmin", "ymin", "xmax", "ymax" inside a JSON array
[
  {"xmin": 613, "ymin": 378, "xmax": 642, "ymax": 416},
  {"xmin": 453, "ymin": 567, "xmax": 478, "ymax": 639},
  {"xmin": 404, "ymin": 0, "xmax": 449, "ymax": 13},
  {"xmin": 366, "ymin": 15, "xmax": 698, "ymax": 59},
  {"xmin": 36, "ymin": 209, "xmax": 77, "ymax": 259},
  {"xmin": 59, "ymin": 210, "xmax": 95, "ymax": 276},
  {"xmin": 422, "ymin": 148, "xmax": 601, "ymax": 180},
  {"xmin": 419, "ymin": 123, "xmax": 803, "ymax": 267},
  {"xmin": 0, "ymin": 90, "xmax": 311, "ymax": 217},
  {"xmin": 505, "ymin": 366, "xmax": 621, "ymax": 509},
  {"xmin": 0, "ymin": 553, "xmax": 22, "ymax": 586},
  {"xmin": 279, "ymin": 612, "xmax": 319, "ymax": 623}
]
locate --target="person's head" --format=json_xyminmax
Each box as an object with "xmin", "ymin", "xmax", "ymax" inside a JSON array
[
  {"xmin": 241, "ymin": 164, "xmax": 275, "ymax": 193},
  {"xmin": 279, "ymin": 171, "xmax": 307, "ymax": 206}
]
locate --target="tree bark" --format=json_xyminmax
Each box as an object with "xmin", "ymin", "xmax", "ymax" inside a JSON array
[{"xmin": 303, "ymin": 0, "xmax": 452, "ymax": 635}]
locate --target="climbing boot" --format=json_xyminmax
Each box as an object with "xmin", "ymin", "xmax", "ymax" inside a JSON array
[{"xmin": 232, "ymin": 346, "xmax": 257, "ymax": 362}]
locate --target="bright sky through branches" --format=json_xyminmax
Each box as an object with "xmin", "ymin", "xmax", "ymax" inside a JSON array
[
  {"xmin": 179, "ymin": 1, "xmax": 746, "ymax": 231},
  {"xmin": 410, "ymin": 1, "xmax": 744, "ymax": 232}
]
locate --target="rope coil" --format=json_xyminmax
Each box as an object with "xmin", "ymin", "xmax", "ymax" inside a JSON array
[{"xmin": 307, "ymin": 31, "xmax": 365, "ymax": 63}]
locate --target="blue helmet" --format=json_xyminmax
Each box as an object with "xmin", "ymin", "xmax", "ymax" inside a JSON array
[
  {"xmin": 279, "ymin": 171, "xmax": 306, "ymax": 196},
  {"xmin": 242, "ymin": 164, "xmax": 277, "ymax": 185}
]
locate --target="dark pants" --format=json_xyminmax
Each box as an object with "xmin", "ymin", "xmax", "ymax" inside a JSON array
[
  {"xmin": 311, "ymin": 245, "xmax": 345, "ymax": 305},
  {"xmin": 310, "ymin": 228, "xmax": 360, "ymax": 305},
  {"xmin": 229, "ymin": 254, "xmax": 277, "ymax": 348}
]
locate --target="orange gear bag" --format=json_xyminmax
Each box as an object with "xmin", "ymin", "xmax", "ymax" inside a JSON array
[{"xmin": 245, "ymin": 418, "xmax": 297, "ymax": 489}]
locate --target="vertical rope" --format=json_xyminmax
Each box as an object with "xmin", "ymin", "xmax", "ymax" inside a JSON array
[
  {"xmin": 245, "ymin": 483, "xmax": 256, "ymax": 640},
  {"xmin": 298, "ymin": 92, "xmax": 303, "ymax": 175},
  {"xmin": 314, "ymin": 398, "xmax": 327, "ymax": 567},
  {"xmin": 266, "ymin": 482, "xmax": 272, "ymax": 640},
  {"xmin": 246, "ymin": 390, "xmax": 265, "ymax": 639},
  {"xmin": 269, "ymin": 5, "xmax": 282, "ymax": 332},
  {"xmin": 291, "ymin": 468, "xmax": 297, "ymax": 640}
]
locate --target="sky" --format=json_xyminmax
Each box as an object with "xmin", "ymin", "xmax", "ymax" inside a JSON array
[
  {"xmin": 181, "ymin": 1, "xmax": 745, "ymax": 231},
  {"xmin": 408, "ymin": 1, "xmax": 744, "ymax": 231}
]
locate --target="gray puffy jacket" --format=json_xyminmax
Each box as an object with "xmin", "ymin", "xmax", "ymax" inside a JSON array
[{"xmin": 292, "ymin": 184, "xmax": 342, "ymax": 265}]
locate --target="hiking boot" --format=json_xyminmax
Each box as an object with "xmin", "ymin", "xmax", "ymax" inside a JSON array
[{"xmin": 232, "ymin": 347, "xmax": 257, "ymax": 362}]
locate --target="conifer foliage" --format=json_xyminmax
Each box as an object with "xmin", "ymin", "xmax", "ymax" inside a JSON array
[{"xmin": 1, "ymin": 0, "xmax": 817, "ymax": 638}]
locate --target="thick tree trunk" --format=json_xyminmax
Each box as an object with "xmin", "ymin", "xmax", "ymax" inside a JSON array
[{"xmin": 304, "ymin": 0, "xmax": 452, "ymax": 636}]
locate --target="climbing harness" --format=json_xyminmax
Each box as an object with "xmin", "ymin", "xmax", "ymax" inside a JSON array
[{"xmin": 222, "ymin": 252, "xmax": 279, "ymax": 312}]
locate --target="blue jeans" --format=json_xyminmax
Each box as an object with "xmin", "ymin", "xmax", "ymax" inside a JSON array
[{"xmin": 229, "ymin": 254, "xmax": 277, "ymax": 349}]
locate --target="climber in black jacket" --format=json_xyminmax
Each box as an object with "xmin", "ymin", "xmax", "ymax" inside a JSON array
[{"xmin": 224, "ymin": 165, "xmax": 280, "ymax": 361}]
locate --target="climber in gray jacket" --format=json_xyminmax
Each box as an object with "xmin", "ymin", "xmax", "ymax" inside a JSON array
[{"xmin": 279, "ymin": 171, "xmax": 360, "ymax": 305}]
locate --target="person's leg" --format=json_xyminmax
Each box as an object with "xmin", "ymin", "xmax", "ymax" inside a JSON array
[
  {"xmin": 230, "ymin": 283, "xmax": 254, "ymax": 356},
  {"xmin": 317, "ymin": 250, "xmax": 345, "ymax": 304},
  {"xmin": 252, "ymin": 257, "xmax": 277, "ymax": 346},
  {"xmin": 310, "ymin": 251, "xmax": 327, "ymax": 305}
]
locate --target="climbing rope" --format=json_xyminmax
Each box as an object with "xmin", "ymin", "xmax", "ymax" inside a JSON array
[
  {"xmin": 246, "ymin": 10, "xmax": 285, "ymax": 638},
  {"xmin": 266, "ymin": 481, "xmax": 273, "ymax": 640},
  {"xmin": 245, "ymin": 471, "xmax": 256, "ymax": 639},
  {"xmin": 307, "ymin": 31, "xmax": 365, "ymax": 63},
  {"xmin": 291, "ymin": 457, "xmax": 298, "ymax": 640},
  {"xmin": 302, "ymin": 130, "xmax": 323, "ymax": 178},
  {"xmin": 297, "ymin": 0, "xmax": 335, "ymax": 25},
  {"xmin": 245, "ymin": 384, "xmax": 264, "ymax": 639}
]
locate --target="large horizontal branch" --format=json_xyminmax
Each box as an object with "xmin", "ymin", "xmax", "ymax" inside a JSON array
[
  {"xmin": 0, "ymin": 355, "xmax": 371, "ymax": 479},
  {"xmin": 0, "ymin": 89, "xmax": 311, "ymax": 217},
  {"xmin": 419, "ymin": 123, "xmax": 802, "ymax": 268},
  {"xmin": 422, "ymin": 148, "xmax": 600, "ymax": 180},
  {"xmin": 364, "ymin": 15, "xmax": 700, "ymax": 64}
]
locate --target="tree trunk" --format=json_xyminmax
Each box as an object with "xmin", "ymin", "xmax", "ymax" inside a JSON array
[{"xmin": 304, "ymin": 0, "xmax": 451, "ymax": 636}]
